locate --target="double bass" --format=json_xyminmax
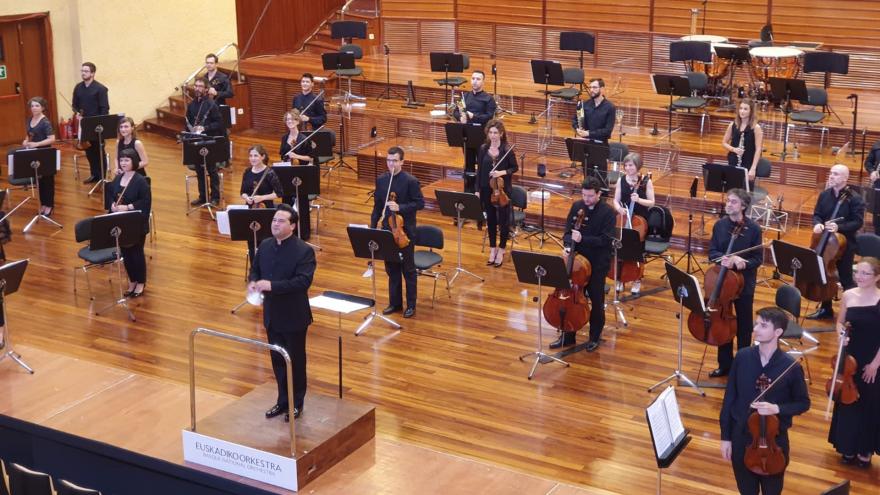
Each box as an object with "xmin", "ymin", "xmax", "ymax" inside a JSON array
[
  {"xmin": 824, "ymin": 322, "xmax": 859, "ymax": 418},
  {"xmin": 687, "ymin": 222, "xmax": 745, "ymax": 346},
  {"xmin": 610, "ymin": 173, "xmax": 650, "ymax": 284},
  {"xmin": 542, "ymin": 209, "xmax": 591, "ymax": 332},
  {"xmin": 744, "ymin": 358, "xmax": 803, "ymax": 476},
  {"xmin": 796, "ymin": 186, "xmax": 851, "ymax": 302}
]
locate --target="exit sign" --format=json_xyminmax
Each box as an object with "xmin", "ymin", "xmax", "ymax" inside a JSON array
[{"xmin": 0, "ymin": 65, "xmax": 6, "ymax": 79}]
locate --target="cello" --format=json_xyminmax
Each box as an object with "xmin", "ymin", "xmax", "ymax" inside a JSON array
[
  {"xmin": 687, "ymin": 222, "xmax": 745, "ymax": 346},
  {"xmin": 744, "ymin": 358, "xmax": 803, "ymax": 476},
  {"xmin": 542, "ymin": 209, "xmax": 591, "ymax": 333},
  {"xmin": 610, "ymin": 173, "xmax": 650, "ymax": 284},
  {"xmin": 796, "ymin": 186, "xmax": 851, "ymax": 302},
  {"xmin": 824, "ymin": 322, "xmax": 859, "ymax": 418}
]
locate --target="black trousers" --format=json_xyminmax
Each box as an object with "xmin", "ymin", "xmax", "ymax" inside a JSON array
[
  {"xmin": 463, "ymin": 148, "xmax": 477, "ymax": 193},
  {"xmin": 121, "ymin": 237, "xmax": 147, "ymax": 284},
  {"xmin": 821, "ymin": 246, "xmax": 857, "ymax": 310},
  {"xmin": 718, "ymin": 291, "xmax": 755, "ymax": 370},
  {"xmin": 283, "ymin": 194, "xmax": 310, "ymax": 240},
  {"xmin": 731, "ymin": 430, "xmax": 789, "ymax": 495},
  {"xmin": 38, "ymin": 175, "xmax": 55, "ymax": 207},
  {"xmin": 386, "ymin": 242, "xmax": 417, "ymax": 309},
  {"xmin": 480, "ymin": 188, "xmax": 510, "ymax": 248},
  {"xmin": 563, "ymin": 266, "xmax": 609, "ymax": 344},
  {"xmin": 86, "ymin": 140, "xmax": 107, "ymax": 178},
  {"xmin": 195, "ymin": 163, "xmax": 220, "ymax": 202},
  {"xmin": 266, "ymin": 328, "xmax": 307, "ymax": 410}
]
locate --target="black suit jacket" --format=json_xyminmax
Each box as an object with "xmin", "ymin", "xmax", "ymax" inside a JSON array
[
  {"xmin": 562, "ymin": 199, "xmax": 615, "ymax": 274},
  {"xmin": 250, "ymin": 235, "xmax": 316, "ymax": 333},
  {"xmin": 370, "ymin": 171, "xmax": 425, "ymax": 239}
]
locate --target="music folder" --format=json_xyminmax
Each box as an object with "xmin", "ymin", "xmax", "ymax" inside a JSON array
[{"xmin": 646, "ymin": 386, "xmax": 690, "ymax": 467}]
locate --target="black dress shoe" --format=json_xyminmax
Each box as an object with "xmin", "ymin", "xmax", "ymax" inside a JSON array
[
  {"xmin": 585, "ymin": 340, "xmax": 600, "ymax": 352},
  {"xmin": 382, "ymin": 305, "xmax": 402, "ymax": 315},
  {"xmin": 549, "ymin": 335, "xmax": 575, "ymax": 349},
  {"xmin": 265, "ymin": 404, "xmax": 288, "ymax": 418},
  {"xmin": 210, "ymin": 199, "xmax": 220, "ymax": 206},
  {"xmin": 403, "ymin": 307, "xmax": 415, "ymax": 318},
  {"xmin": 191, "ymin": 198, "xmax": 206, "ymax": 206},
  {"xmin": 82, "ymin": 176, "xmax": 99, "ymax": 184},
  {"xmin": 284, "ymin": 407, "xmax": 302, "ymax": 422},
  {"xmin": 709, "ymin": 368, "xmax": 729, "ymax": 378},
  {"xmin": 806, "ymin": 307, "xmax": 834, "ymax": 320}
]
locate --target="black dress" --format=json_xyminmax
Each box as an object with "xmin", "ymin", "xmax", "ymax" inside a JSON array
[
  {"xmin": 240, "ymin": 167, "xmax": 283, "ymax": 209},
  {"xmin": 619, "ymin": 175, "xmax": 649, "ymax": 219},
  {"xmin": 117, "ymin": 138, "xmax": 147, "ymax": 176},
  {"xmin": 828, "ymin": 299, "xmax": 880, "ymax": 456},
  {"xmin": 26, "ymin": 117, "xmax": 56, "ymax": 207},
  {"xmin": 279, "ymin": 131, "xmax": 313, "ymax": 240},
  {"xmin": 727, "ymin": 125, "xmax": 756, "ymax": 170}
]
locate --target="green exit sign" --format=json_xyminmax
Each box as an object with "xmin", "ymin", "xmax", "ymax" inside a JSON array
[{"xmin": 0, "ymin": 65, "xmax": 6, "ymax": 79}]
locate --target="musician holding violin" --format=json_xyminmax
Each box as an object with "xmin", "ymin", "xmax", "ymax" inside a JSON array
[
  {"xmin": 240, "ymin": 145, "xmax": 283, "ymax": 209},
  {"xmin": 720, "ymin": 307, "xmax": 810, "ymax": 495},
  {"xmin": 370, "ymin": 147, "xmax": 425, "ymax": 319},
  {"xmin": 706, "ymin": 189, "xmax": 763, "ymax": 378},
  {"xmin": 806, "ymin": 164, "xmax": 866, "ymax": 321},
  {"xmin": 291, "ymin": 73, "xmax": 326, "ymax": 131},
  {"xmin": 611, "ymin": 152, "xmax": 654, "ymax": 294},
  {"xmin": 476, "ymin": 120, "xmax": 518, "ymax": 267},
  {"xmin": 104, "ymin": 148, "xmax": 151, "ymax": 298},
  {"xmin": 280, "ymin": 109, "xmax": 318, "ymax": 240},
  {"xmin": 551, "ymin": 177, "xmax": 615, "ymax": 352},
  {"xmin": 828, "ymin": 257, "xmax": 880, "ymax": 468}
]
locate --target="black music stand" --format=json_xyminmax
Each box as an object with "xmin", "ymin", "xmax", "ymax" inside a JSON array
[
  {"xmin": 444, "ymin": 122, "xmax": 485, "ymax": 190},
  {"xmin": 768, "ymin": 77, "xmax": 808, "ymax": 160},
  {"xmin": 559, "ymin": 32, "xmax": 595, "ymax": 71},
  {"xmin": 530, "ymin": 60, "xmax": 565, "ymax": 123},
  {"xmin": 649, "ymin": 262, "xmax": 707, "ymax": 396},
  {"xmin": 347, "ymin": 226, "xmax": 403, "ymax": 336},
  {"xmin": 435, "ymin": 190, "xmax": 485, "ymax": 286},
  {"xmin": 330, "ymin": 20, "xmax": 367, "ymax": 40},
  {"xmin": 315, "ymin": 290, "xmax": 374, "ymax": 398},
  {"xmin": 669, "ymin": 41, "xmax": 712, "ymax": 68},
  {"xmin": 646, "ymin": 388, "xmax": 692, "ymax": 494},
  {"xmin": 608, "ymin": 227, "xmax": 642, "ymax": 328},
  {"xmin": 652, "ymin": 74, "xmax": 691, "ymax": 142},
  {"xmin": 511, "ymin": 250, "xmax": 571, "ymax": 379},
  {"xmin": 90, "ymin": 211, "xmax": 143, "ymax": 321},
  {"xmin": 703, "ymin": 162, "xmax": 749, "ymax": 195},
  {"xmin": 565, "ymin": 139, "xmax": 611, "ymax": 187},
  {"xmin": 0, "ymin": 259, "xmax": 32, "ymax": 373},
  {"xmin": 218, "ymin": 104, "xmax": 234, "ymax": 129},
  {"xmin": 80, "ymin": 113, "xmax": 122, "ymax": 196},
  {"xmin": 10, "ymin": 147, "xmax": 62, "ymax": 233},
  {"xmin": 714, "ymin": 45, "xmax": 752, "ymax": 109},
  {"xmin": 274, "ymin": 165, "xmax": 322, "ymax": 251},
  {"xmin": 770, "ymin": 240, "xmax": 826, "ymax": 341},
  {"xmin": 820, "ymin": 480, "xmax": 850, "ymax": 495},
  {"xmin": 183, "ymin": 136, "xmax": 229, "ymax": 219},
  {"xmin": 229, "ymin": 207, "xmax": 277, "ymax": 314},
  {"xmin": 804, "ymin": 51, "xmax": 850, "ymax": 124},
  {"xmin": 429, "ymin": 53, "xmax": 465, "ymax": 111}
]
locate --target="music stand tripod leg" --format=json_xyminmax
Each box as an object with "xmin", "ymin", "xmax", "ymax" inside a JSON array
[
  {"xmin": 448, "ymin": 209, "xmax": 484, "ymax": 287},
  {"xmin": 648, "ymin": 294, "xmax": 704, "ymax": 396},
  {"xmin": 0, "ymin": 300, "xmax": 33, "ymax": 373},
  {"xmin": 518, "ymin": 273, "xmax": 568, "ymax": 379},
  {"xmin": 355, "ymin": 250, "xmax": 401, "ymax": 336}
]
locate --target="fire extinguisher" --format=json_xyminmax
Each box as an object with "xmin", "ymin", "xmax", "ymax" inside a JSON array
[{"xmin": 59, "ymin": 117, "xmax": 70, "ymax": 140}]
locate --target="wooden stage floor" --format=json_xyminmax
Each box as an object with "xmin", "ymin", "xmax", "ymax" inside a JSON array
[{"xmin": 0, "ymin": 134, "xmax": 876, "ymax": 493}]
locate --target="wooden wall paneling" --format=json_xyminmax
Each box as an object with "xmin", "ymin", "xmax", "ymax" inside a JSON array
[
  {"xmin": 383, "ymin": 20, "xmax": 421, "ymax": 55},
  {"xmin": 821, "ymin": 48, "xmax": 880, "ymax": 91},
  {"xmin": 248, "ymin": 77, "xmax": 290, "ymax": 132},
  {"xmin": 651, "ymin": 0, "xmax": 767, "ymax": 40},
  {"xmin": 650, "ymin": 34, "xmax": 689, "ymax": 75},
  {"xmin": 458, "ymin": 22, "xmax": 495, "ymax": 58},
  {"xmin": 456, "ymin": 0, "xmax": 544, "ymax": 25},
  {"xmin": 380, "ymin": 0, "xmax": 455, "ymax": 19},
  {"xmin": 771, "ymin": 0, "xmax": 880, "ymax": 48},
  {"xmin": 236, "ymin": 0, "xmax": 344, "ymax": 57},
  {"xmin": 420, "ymin": 21, "xmax": 457, "ymax": 54},
  {"xmin": 545, "ymin": 1, "xmax": 652, "ymax": 31},
  {"xmin": 596, "ymin": 31, "xmax": 652, "ymax": 74},
  {"xmin": 494, "ymin": 24, "xmax": 545, "ymax": 61}
]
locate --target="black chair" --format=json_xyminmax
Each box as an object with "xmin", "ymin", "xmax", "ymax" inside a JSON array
[
  {"xmin": 671, "ymin": 71, "xmax": 711, "ymax": 135},
  {"xmin": 56, "ymin": 479, "xmax": 102, "ymax": 495},
  {"xmin": 644, "ymin": 205, "xmax": 674, "ymax": 265},
  {"xmin": 508, "ymin": 185, "xmax": 528, "ymax": 250},
  {"xmin": 750, "ymin": 157, "xmax": 772, "ymax": 203},
  {"xmin": 856, "ymin": 233, "xmax": 880, "ymax": 258},
  {"xmin": 550, "ymin": 67, "xmax": 584, "ymax": 101},
  {"xmin": 608, "ymin": 141, "xmax": 630, "ymax": 185},
  {"xmin": 775, "ymin": 284, "xmax": 815, "ymax": 382},
  {"xmin": 413, "ymin": 225, "xmax": 450, "ymax": 307},
  {"xmin": 8, "ymin": 463, "xmax": 53, "ymax": 495},
  {"xmin": 433, "ymin": 53, "xmax": 470, "ymax": 90},
  {"xmin": 73, "ymin": 217, "xmax": 119, "ymax": 301},
  {"xmin": 790, "ymin": 87, "xmax": 829, "ymax": 152},
  {"xmin": 820, "ymin": 479, "xmax": 850, "ymax": 495}
]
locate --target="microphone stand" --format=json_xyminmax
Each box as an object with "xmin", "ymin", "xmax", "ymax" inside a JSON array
[
  {"xmin": 847, "ymin": 94, "xmax": 858, "ymax": 157},
  {"xmin": 377, "ymin": 44, "xmax": 404, "ymax": 101},
  {"xmin": 701, "ymin": 0, "xmax": 708, "ymax": 35}
]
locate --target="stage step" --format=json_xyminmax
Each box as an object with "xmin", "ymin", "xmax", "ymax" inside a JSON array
[{"xmin": 143, "ymin": 117, "xmax": 181, "ymax": 140}]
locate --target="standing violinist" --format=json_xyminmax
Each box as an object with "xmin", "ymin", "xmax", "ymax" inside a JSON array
[
  {"xmin": 476, "ymin": 120, "xmax": 517, "ymax": 267},
  {"xmin": 370, "ymin": 146, "xmax": 425, "ymax": 319},
  {"xmin": 806, "ymin": 164, "xmax": 866, "ymax": 320},
  {"xmin": 709, "ymin": 189, "xmax": 763, "ymax": 378},
  {"xmin": 827, "ymin": 257, "xmax": 880, "ymax": 468},
  {"xmin": 612, "ymin": 152, "xmax": 654, "ymax": 294},
  {"xmin": 719, "ymin": 307, "xmax": 811, "ymax": 495},
  {"xmin": 552, "ymin": 177, "xmax": 615, "ymax": 352}
]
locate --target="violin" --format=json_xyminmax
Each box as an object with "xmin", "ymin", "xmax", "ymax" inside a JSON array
[
  {"xmin": 611, "ymin": 173, "xmax": 650, "ymax": 284},
  {"xmin": 387, "ymin": 192, "xmax": 410, "ymax": 249},
  {"xmin": 743, "ymin": 358, "xmax": 802, "ymax": 476},
  {"xmin": 542, "ymin": 209, "xmax": 591, "ymax": 332},
  {"xmin": 489, "ymin": 144, "xmax": 515, "ymax": 208},
  {"xmin": 824, "ymin": 322, "xmax": 859, "ymax": 417},
  {"xmin": 796, "ymin": 186, "xmax": 851, "ymax": 302},
  {"xmin": 687, "ymin": 222, "xmax": 745, "ymax": 346}
]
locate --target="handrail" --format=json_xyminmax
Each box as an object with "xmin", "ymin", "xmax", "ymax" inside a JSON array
[
  {"xmin": 295, "ymin": 0, "xmax": 355, "ymax": 54},
  {"xmin": 177, "ymin": 42, "xmax": 243, "ymax": 104},
  {"xmin": 188, "ymin": 327, "xmax": 296, "ymax": 455}
]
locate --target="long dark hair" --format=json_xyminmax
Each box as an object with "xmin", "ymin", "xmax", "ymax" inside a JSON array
[{"xmin": 483, "ymin": 119, "xmax": 507, "ymax": 147}]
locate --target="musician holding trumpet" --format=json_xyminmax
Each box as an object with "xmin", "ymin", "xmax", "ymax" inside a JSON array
[
  {"xmin": 105, "ymin": 148, "xmax": 151, "ymax": 298},
  {"xmin": 240, "ymin": 145, "xmax": 282, "ymax": 209}
]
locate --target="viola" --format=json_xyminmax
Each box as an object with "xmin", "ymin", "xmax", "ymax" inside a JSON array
[
  {"xmin": 488, "ymin": 144, "xmax": 515, "ymax": 208},
  {"xmin": 542, "ymin": 209, "xmax": 591, "ymax": 333},
  {"xmin": 388, "ymin": 192, "xmax": 410, "ymax": 249},
  {"xmin": 687, "ymin": 221, "xmax": 745, "ymax": 346},
  {"xmin": 610, "ymin": 173, "xmax": 650, "ymax": 284},
  {"xmin": 744, "ymin": 373, "xmax": 788, "ymax": 476},
  {"xmin": 796, "ymin": 187, "xmax": 850, "ymax": 302},
  {"xmin": 825, "ymin": 322, "xmax": 859, "ymax": 414}
]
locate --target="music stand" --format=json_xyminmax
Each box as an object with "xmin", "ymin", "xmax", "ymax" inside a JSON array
[
  {"xmin": 183, "ymin": 136, "xmax": 229, "ymax": 219},
  {"xmin": 804, "ymin": 51, "xmax": 849, "ymax": 124},
  {"xmin": 311, "ymin": 291, "xmax": 373, "ymax": 398},
  {"xmin": 703, "ymin": 162, "xmax": 749, "ymax": 195},
  {"xmin": 649, "ymin": 262, "xmax": 707, "ymax": 396},
  {"xmin": 770, "ymin": 240, "xmax": 825, "ymax": 342},
  {"xmin": 511, "ymin": 250, "xmax": 571, "ymax": 379},
  {"xmin": 444, "ymin": 123, "xmax": 485, "ymax": 190},
  {"xmin": 80, "ymin": 114, "xmax": 123, "ymax": 196},
  {"xmin": 90, "ymin": 211, "xmax": 144, "ymax": 321},
  {"xmin": 347, "ymin": 226, "xmax": 403, "ymax": 336},
  {"xmin": 0, "ymin": 259, "xmax": 32, "ymax": 373},
  {"xmin": 429, "ymin": 53, "xmax": 465, "ymax": 111},
  {"xmin": 435, "ymin": 190, "xmax": 485, "ymax": 287},
  {"xmin": 559, "ymin": 32, "xmax": 595, "ymax": 71},
  {"xmin": 651, "ymin": 74, "xmax": 691, "ymax": 142},
  {"xmin": 330, "ymin": 20, "xmax": 367, "ymax": 40},
  {"xmin": 10, "ymin": 147, "xmax": 62, "ymax": 233},
  {"xmin": 274, "ymin": 165, "xmax": 322, "ymax": 251},
  {"xmin": 529, "ymin": 60, "xmax": 565, "ymax": 127},
  {"xmin": 608, "ymin": 227, "xmax": 642, "ymax": 328},
  {"xmin": 714, "ymin": 45, "xmax": 753, "ymax": 109},
  {"xmin": 228, "ymin": 208, "xmax": 277, "ymax": 314},
  {"xmin": 768, "ymin": 77, "xmax": 808, "ymax": 160},
  {"xmin": 566, "ymin": 139, "xmax": 611, "ymax": 187}
]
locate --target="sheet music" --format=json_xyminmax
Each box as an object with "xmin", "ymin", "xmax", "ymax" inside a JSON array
[
  {"xmin": 309, "ymin": 294, "xmax": 371, "ymax": 314},
  {"xmin": 647, "ymin": 396, "xmax": 673, "ymax": 459},
  {"xmin": 216, "ymin": 204, "xmax": 248, "ymax": 236},
  {"xmin": 662, "ymin": 387, "xmax": 686, "ymax": 443}
]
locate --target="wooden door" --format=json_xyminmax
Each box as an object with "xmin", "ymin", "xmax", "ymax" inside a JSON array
[
  {"xmin": 0, "ymin": 15, "xmax": 54, "ymax": 146},
  {"xmin": 0, "ymin": 22, "xmax": 25, "ymax": 145}
]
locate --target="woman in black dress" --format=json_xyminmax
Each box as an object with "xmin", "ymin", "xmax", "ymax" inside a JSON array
[
  {"xmin": 21, "ymin": 97, "xmax": 57, "ymax": 216},
  {"xmin": 611, "ymin": 152, "xmax": 655, "ymax": 294},
  {"xmin": 722, "ymin": 98, "xmax": 764, "ymax": 184},
  {"xmin": 279, "ymin": 109, "xmax": 314, "ymax": 240},
  {"xmin": 476, "ymin": 120, "xmax": 518, "ymax": 267},
  {"xmin": 116, "ymin": 116, "xmax": 148, "ymax": 176},
  {"xmin": 106, "ymin": 148, "xmax": 151, "ymax": 298},
  {"xmin": 828, "ymin": 256, "xmax": 880, "ymax": 468},
  {"xmin": 240, "ymin": 144, "xmax": 282, "ymax": 209}
]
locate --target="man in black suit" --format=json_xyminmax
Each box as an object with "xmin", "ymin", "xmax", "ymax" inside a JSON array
[
  {"xmin": 204, "ymin": 53, "xmax": 234, "ymax": 106},
  {"xmin": 370, "ymin": 146, "xmax": 425, "ymax": 319},
  {"xmin": 185, "ymin": 77, "xmax": 226, "ymax": 206},
  {"xmin": 291, "ymin": 73, "xmax": 327, "ymax": 130},
  {"xmin": 72, "ymin": 61, "xmax": 110, "ymax": 184},
  {"xmin": 249, "ymin": 203, "xmax": 316, "ymax": 421}
]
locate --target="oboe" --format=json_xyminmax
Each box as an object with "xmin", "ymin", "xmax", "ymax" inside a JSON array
[{"xmin": 114, "ymin": 176, "xmax": 133, "ymax": 208}]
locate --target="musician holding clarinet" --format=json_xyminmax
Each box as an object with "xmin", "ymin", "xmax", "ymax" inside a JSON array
[
  {"xmin": 476, "ymin": 120, "xmax": 517, "ymax": 267},
  {"xmin": 722, "ymin": 99, "xmax": 764, "ymax": 184},
  {"xmin": 105, "ymin": 148, "xmax": 151, "ymax": 298},
  {"xmin": 291, "ymin": 73, "xmax": 326, "ymax": 130},
  {"xmin": 185, "ymin": 77, "xmax": 226, "ymax": 206}
]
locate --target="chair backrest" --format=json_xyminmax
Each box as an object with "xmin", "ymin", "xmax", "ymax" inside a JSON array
[
  {"xmin": 608, "ymin": 142, "xmax": 629, "ymax": 163},
  {"xmin": 755, "ymin": 157, "xmax": 771, "ymax": 178},
  {"xmin": 9, "ymin": 463, "xmax": 53, "ymax": 495},
  {"xmin": 775, "ymin": 284, "xmax": 802, "ymax": 319},
  {"xmin": 340, "ymin": 44, "xmax": 363, "ymax": 60},
  {"xmin": 646, "ymin": 206, "xmax": 674, "ymax": 241},
  {"xmin": 74, "ymin": 217, "xmax": 93, "ymax": 243},
  {"xmin": 415, "ymin": 225, "xmax": 443, "ymax": 250},
  {"xmin": 57, "ymin": 479, "xmax": 102, "ymax": 495},
  {"xmin": 856, "ymin": 233, "xmax": 880, "ymax": 258},
  {"xmin": 685, "ymin": 71, "xmax": 708, "ymax": 91},
  {"xmin": 803, "ymin": 87, "xmax": 828, "ymax": 106},
  {"xmin": 462, "ymin": 53, "xmax": 470, "ymax": 71},
  {"xmin": 563, "ymin": 67, "xmax": 585, "ymax": 85},
  {"xmin": 510, "ymin": 185, "xmax": 528, "ymax": 210}
]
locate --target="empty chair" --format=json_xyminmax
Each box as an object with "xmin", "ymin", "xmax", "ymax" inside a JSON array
[
  {"xmin": 433, "ymin": 53, "xmax": 470, "ymax": 89},
  {"xmin": 671, "ymin": 71, "xmax": 711, "ymax": 135},
  {"xmin": 790, "ymin": 87, "xmax": 829, "ymax": 152},
  {"xmin": 856, "ymin": 233, "xmax": 880, "ymax": 258},
  {"xmin": 56, "ymin": 479, "xmax": 102, "ymax": 495},
  {"xmin": 550, "ymin": 67, "xmax": 584, "ymax": 101},
  {"xmin": 644, "ymin": 205, "xmax": 674, "ymax": 265},
  {"xmin": 73, "ymin": 217, "xmax": 119, "ymax": 300},
  {"xmin": 775, "ymin": 283, "xmax": 815, "ymax": 382},
  {"xmin": 508, "ymin": 185, "xmax": 528, "ymax": 250},
  {"xmin": 608, "ymin": 141, "xmax": 630, "ymax": 185},
  {"xmin": 749, "ymin": 157, "xmax": 772, "ymax": 204},
  {"xmin": 8, "ymin": 463, "xmax": 53, "ymax": 495},
  {"xmin": 413, "ymin": 225, "xmax": 450, "ymax": 307}
]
